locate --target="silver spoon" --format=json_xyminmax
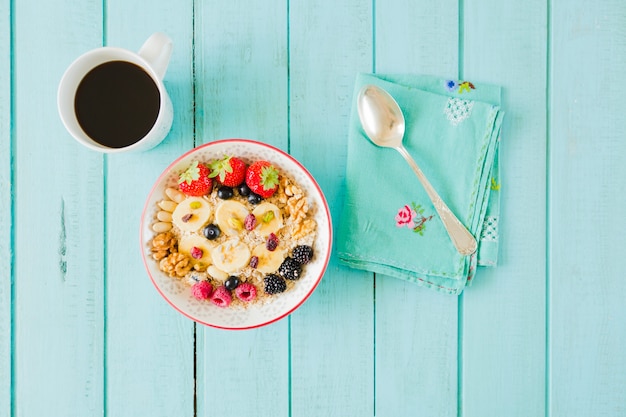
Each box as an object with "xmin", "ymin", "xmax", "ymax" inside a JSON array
[{"xmin": 357, "ymin": 84, "xmax": 477, "ymax": 256}]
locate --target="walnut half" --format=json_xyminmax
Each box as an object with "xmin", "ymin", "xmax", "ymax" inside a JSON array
[
  {"xmin": 151, "ymin": 232, "xmax": 177, "ymax": 260},
  {"xmin": 159, "ymin": 252, "xmax": 192, "ymax": 278}
]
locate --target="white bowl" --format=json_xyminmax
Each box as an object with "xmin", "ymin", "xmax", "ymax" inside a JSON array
[{"xmin": 140, "ymin": 139, "xmax": 332, "ymax": 329}]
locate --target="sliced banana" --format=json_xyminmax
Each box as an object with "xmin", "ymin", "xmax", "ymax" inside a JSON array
[
  {"xmin": 251, "ymin": 244, "xmax": 286, "ymax": 274},
  {"xmin": 215, "ymin": 200, "xmax": 249, "ymax": 237},
  {"xmin": 178, "ymin": 234, "xmax": 215, "ymax": 269},
  {"xmin": 207, "ymin": 265, "xmax": 229, "ymax": 282},
  {"xmin": 251, "ymin": 202, "xmax": 283, "ymax": 237},
  {"xmin": 172, "ymin": 197, "xmax": 212, "ymax": 232},
  {"xmin": 211, "ymin": 238, "xmax": 251, "ymax": 273}
]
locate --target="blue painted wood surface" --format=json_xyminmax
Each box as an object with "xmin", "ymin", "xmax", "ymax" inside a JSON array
[{"xmin": 2, "ymin": 1, "xmax": 626, "ymax": 416}]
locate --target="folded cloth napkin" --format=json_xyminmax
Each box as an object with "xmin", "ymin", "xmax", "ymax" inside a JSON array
[{"xmin": 337, "ymin": 73, "xmax": 504, "ymax": 295}]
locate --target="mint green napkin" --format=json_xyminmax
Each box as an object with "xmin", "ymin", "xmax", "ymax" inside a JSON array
[{"xmin": 337, "ymin": 73, "xmax": 504, "ymax": 295}]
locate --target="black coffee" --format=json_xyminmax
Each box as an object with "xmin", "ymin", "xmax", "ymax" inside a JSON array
[{"xmin": 74, "ymin": 60, "xmax": 160, "ymax": 148}]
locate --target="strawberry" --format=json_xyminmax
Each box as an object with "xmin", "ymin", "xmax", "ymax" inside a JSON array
[
  {"xmin": 245, "ymin": 160, "xmax": 280, "ymax": 198},
  {"xmin": 178, "ymin": 161, "xmax": 213, "ymax": 196},
  {"xmin": 208, "ymin": 155, "xmax": 247, "ymax": 187}
]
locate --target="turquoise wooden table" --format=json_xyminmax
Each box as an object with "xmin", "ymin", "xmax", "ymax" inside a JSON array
[{"xmin": 2, "ymin": 0, "xmax": 626, "ymax": 416}]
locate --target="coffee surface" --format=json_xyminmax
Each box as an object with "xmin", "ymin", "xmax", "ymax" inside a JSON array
[{"xmin": 74, "ymin": 60, "xmax": 160, "ymax": 148}]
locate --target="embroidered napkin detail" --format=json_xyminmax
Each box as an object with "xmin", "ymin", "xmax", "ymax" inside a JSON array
[{"xmin": 337, "ymin": 73, "xmax": 504, "ymax": 295}]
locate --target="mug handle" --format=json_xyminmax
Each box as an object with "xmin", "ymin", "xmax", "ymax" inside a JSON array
[{"xmin": 138, "ymin": 32, "xmax": 173, "ymax": 80}]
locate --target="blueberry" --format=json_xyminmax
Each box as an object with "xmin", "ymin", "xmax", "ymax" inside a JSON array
[
  {"xmin": 248, "ymin": 192, "xmax": 262, "ymax": 205},
  {"xmin": 203, "ymin": 224, "xmax": 221, "ymax": 240},
  {"xmin": 217, "ymin": 186, "xmax": 234, "ymax": 200},
  {"xmin": 237, "ymin": 183, "xmax": 251, "ymax": 197},
  {"xmin": 224, "ymin": 276, "xmax": 240, "ymax": 291}
]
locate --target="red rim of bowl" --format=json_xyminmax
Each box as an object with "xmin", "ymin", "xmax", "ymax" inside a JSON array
[{"xmin": 140, "ymin": 138, "xmax": 333, "ymax": 330}]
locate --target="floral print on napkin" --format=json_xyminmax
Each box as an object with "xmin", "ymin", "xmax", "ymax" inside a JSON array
[{"xmin": 395, "ymin": 203, "xmax": 433, "ymax": 236}]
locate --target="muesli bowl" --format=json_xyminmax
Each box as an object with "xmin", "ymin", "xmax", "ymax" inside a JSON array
[{"xmin": 140, "ymin": 139, "xmax": 332, "ymax": 330}]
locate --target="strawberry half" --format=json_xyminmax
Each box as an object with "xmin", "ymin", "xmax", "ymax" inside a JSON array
[
  {"xmin": 178, "ymin": 161, "xmax": 213, "ymax": 196},
  {"xmin": 245, "ymin": 160, "xmax": 279, "ymax": 198},
  {"xmin": 208, "ymin": 155, "xmax": 247, "ymax": 187}
]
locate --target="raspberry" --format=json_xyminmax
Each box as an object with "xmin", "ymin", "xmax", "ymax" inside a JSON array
[
  {"xmin": 292, "ymin": 245, "xmax": 313, "ymax": 265},
  {"xmin": 244, "ymin": 213, "xmax": 257, "ymax": 231},
  {"xmin": 264, "ymin": 274, "xmax": 286, "ymax": 294},
  {"xmin": 235, "ymin": 282, "xmax": 257, "ymax": 302},
  {"xmin": 278, "ymin": 257, "xmax": 302, "ymax": 281},
  {"xmin": 191, "ymin": 281, "xmax": 213, "ymax": 300},
  {"xmin": 210, "ymin": 285, "xmax": 232, "ymax": 308},
  {"xmin": 266, "ymin": 233, "xmax": 279, "ymax": 251}
]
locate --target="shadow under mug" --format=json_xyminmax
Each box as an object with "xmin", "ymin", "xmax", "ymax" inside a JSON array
[{"xmin": 57, "ymin": 32, "xmax": 174, "ymax": 153}]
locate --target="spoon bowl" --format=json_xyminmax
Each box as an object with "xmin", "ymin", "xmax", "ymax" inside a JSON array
[
  {"xmin": 357, "ymin": 85, "xmax": 406, "ymax": 147},
  {"xmin": 357, "ymin": 84, "xmax": 477, "ymax": 256}
]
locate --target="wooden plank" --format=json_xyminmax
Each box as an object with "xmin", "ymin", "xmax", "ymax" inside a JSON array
[
  {"xmin": 12, "ymin": 0, "xmax": 104, "ymax": 415},
  {"xmin": 374, "ymin": 1, "xmax": 461, "ymax": 415},
  {"xmin": 0, "ymin": 0, "xmax": 12, "ymax": 413},
  {"xmin": 194, "ymin": 2, "xmax": 290, "ymax": 416},
  {"xmin": 461, "ymin": 2, "xmax": 548, "ymax": 416},
  {"xmin": 288, "ymin": 1, "xmax": 375, "ymax": 416},
  {"xmin": 195, "ymin": 0, "xmax": 289, "ymax": 144},
  {"xmin": 104, "ymin": 2, "xmax": 195, "ymax": 416},
  {"xmin": 549, "ymin": 2, "xmax": 626, "ymax": 415}
]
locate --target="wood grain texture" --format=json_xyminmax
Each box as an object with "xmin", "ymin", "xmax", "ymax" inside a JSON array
[
  {"xmin": 461, "ymin": 1, "xmax": 548, "ymax": 416},
  {"xmin": 6, "ymin": 1, "xmax": 626, "ymax": 416},
  {"xmin": 104, "ymin": 1, "xmax": 196, "ymax": 415},
  {"xmin": 12, "ymin": 0, "xmax": 105, "ymax": 415},
  {"xmin": 194, "ymin": 2, "xmax": 290, "ymax": 416},
  {"xmin": 195, "ymin": 0, "xmax": 288, "ymax": 144},
  {"xmin": 288, "ymin": 1, "xmax": 375, "ymax": 416},
  {"xmin": 374, "ymin": 1, "xmax": 461, "ymax": 416},
  {"xmin": 549, "ymin": 2, "xmax": 626, "ymax": 416},
  {"xmin": 0, "ymin": 0, "xmax": 12, "ymax": 414}
]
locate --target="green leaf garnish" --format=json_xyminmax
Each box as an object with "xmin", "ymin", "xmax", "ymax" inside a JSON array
[{"xmin": 178, "ymin": 161, "xmax": 201, "ymax": 185}]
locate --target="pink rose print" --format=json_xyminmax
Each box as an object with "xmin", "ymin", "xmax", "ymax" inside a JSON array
[
  {"xmin": 395, "ymin": 204, "xmax": 418, "ymax": 228},
  {"xmin": 395, "ymin": 202, "xmax": 433, "ymax": 236}
]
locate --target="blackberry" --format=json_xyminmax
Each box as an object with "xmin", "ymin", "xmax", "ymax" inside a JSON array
[
  {"xmin": 292, "ymin": 245, "xmax": 314, "ymax": 265},
  {"xmin": 264, "ymin": 274, "xmax": 287, "ymax": 294},
  {"xmin": 278, "ymin": 257, "xmax": 302, "ymax": 281}
]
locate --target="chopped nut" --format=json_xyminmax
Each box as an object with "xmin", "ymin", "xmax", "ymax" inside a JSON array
[
  {"xmin": 158, "ymin": 200, "xmax": 178, "ymax": 212},
  {"xmin": 157, "ymin": 211, "xmax": 173, "ymax": 222},
  {"xmin": 292, "ymin": 219, "xmax": 316, "ymax": 240},
  {"xmin": 152, "ymin": 221, "xmax": 173, "ymax": 233},
  {"xmin": 151, "ymin": 232, "xmax": 177, "ymax": 260},
  {"xmin": 287, "ymin": 195, "xmax": 308, "ymax": 223},
  {"xmin": 165, "ymin": 187, "xmax": 186, "ymax": 203},
  {"xmin": 159, "ymin": 252, "xmax": 192, "ymax": 278},
  {"xmin": 181, "ymin": 213, "xmax": 193, "ymax": 223},
  {"xmin": 284, "ymin": 183, "xmax": 302, "ymax": 198}
]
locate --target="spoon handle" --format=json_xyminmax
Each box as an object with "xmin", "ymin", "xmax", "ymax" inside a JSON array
[{"xmin": 396, "ymin": 145, "xmax": 477, "ymax": 256}]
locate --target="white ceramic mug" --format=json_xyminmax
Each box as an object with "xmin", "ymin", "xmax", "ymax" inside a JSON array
[{"xmin": 57, "ymin": 32, "xmax": 174, "ymax": 153}]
